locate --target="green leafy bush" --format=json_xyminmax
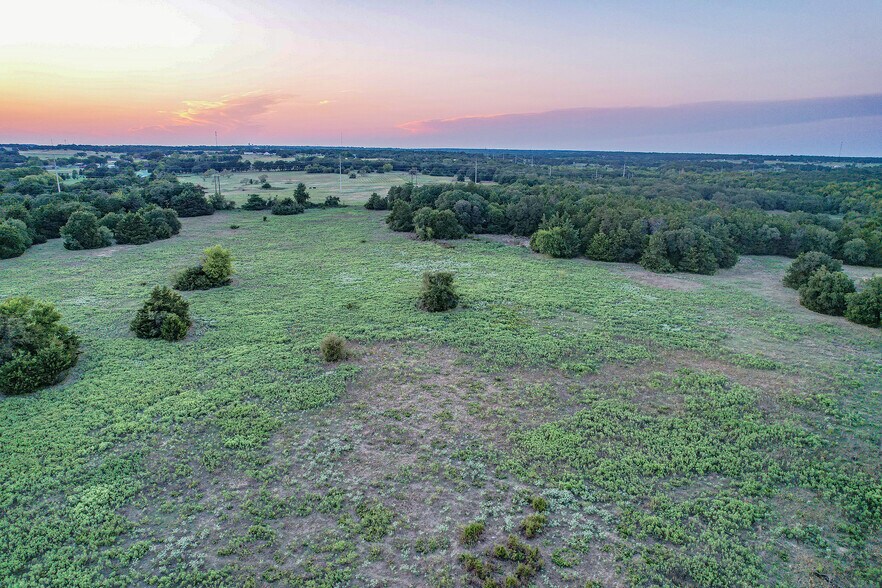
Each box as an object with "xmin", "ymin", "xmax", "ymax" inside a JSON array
[
  {"xmin": 131, "ymin": 286, "xmax": 191, "ymax": 341},
  {"xmin": 842, "ymin": 238, "xmax": 869, "ymax": 265},
  {"xmin": 323, "ymin": 195, "xmax": 341, "ymax": 207},
  {"xmin": 0, "ymin": 219, "xmax": 32, "ymax": 259},
  {"xmin": 0, "ymin": 297, "xmax": 79, "ymax": 395},
  {"xmin": 365, "ymin": 192, "xmax": 388, "ymax": 210},
  {"xmin": 530, "ymin": 220, "xmax": 580, "ymax": 258},
  {"xmin": 845, "ymin": 277, "xmax": 882, "ymax": 327},
  {"xmin": 271, "ymin": 197, "xmax": 304, "ymax": 215},
  {"xmin": 114, "ymin": 212, "xmax": 153, "ymax": 245},
  {"xmin": 419, "ymin": 271, "xmax": 458, "ymax": 312},
  {"xmin": 241, "ymin": 194, "xmax": 269, "ymax": 210},
  {"xmin": 174, "ymin": 246, "xmax": 233, "ymax": 291},
  {"xmin": 460, "ymin": 521, "xmax": 485, "ymax": 546},
  {"xmin": 783, "ymin": 251, "xmax": 842, "ymax": 289},
  {"xmin": 170, "ymin": 186, "xmax": 214, "ymax": 217},
  {"xmin": 319, "ymin": 333, "xmax": 347, "ymax": 362},
  {"xmin": 386, "ymin": 200, "xmax": 414, "ymax": 232},
  {"xmin": 798, "ymin": 267, "xmax": 856, "ymax": 315},
  {"xmin": 413, "ymin": 207, "xmax": 464, "ymax": 240},
  {"xmin": 520, "ymin": 513, "xmax": 547, "ymax": 538},
  {"xmin": 60, "ymin": 211, "xmax": 112, "ymax": 250}
]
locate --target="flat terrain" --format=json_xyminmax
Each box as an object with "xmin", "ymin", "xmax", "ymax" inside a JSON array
[
  {"xmin": 178, "ymin": 171, "xmax": 442, "ymax": 206},
  {"xmin": 1, "ymin": 207, "xmax": 880, "ymax": 587}
]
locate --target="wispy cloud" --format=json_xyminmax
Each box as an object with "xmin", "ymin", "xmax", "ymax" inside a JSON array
[
  {"xmin": 397, "ymin": 94, "xmax": 882, "ymax": 153},
  {"xmin": 140, "ymin": 91, "xmax": 293, "ymax": 134}
]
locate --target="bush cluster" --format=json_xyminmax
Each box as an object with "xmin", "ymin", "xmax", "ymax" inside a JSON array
[
  {"xmin": 364, "ymin": 192, "xmax": 389, "ymax": 210},
  {"xmin": 130, "ymin": 286, "xmax": 191, "ymax": 341},
  {"xmin": 174, "ymin": 246, "xmax": 233, "ymax": 291},
  {"xmin": 271, "ymin": 197, "xmax": 304, "ymax": 216},
  {"xmin": 0, "ymin": 297, "xmax": 80, "ymax": 395},
  {"xmin": 60, "ymin": 211, "xmax": 112, "ymax": 250},
  {"xmin": 113, "ymin": 207, "xmax": 181, "ymax": 245}
]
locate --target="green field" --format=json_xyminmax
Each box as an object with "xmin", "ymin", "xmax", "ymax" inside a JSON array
[
  {"xmin": 1, "ymin": 207, "xmax": 881, "ymax": 586},
  {"xmin": 179, "ymin": 171, "xmax": 441, "ymax": 206}
]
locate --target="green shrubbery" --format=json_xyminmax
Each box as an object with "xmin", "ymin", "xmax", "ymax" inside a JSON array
[
  {"xmin": 319, "ymin": 334, "xmax": 348, "ymax": 362},
  {"xmin": 113, "ymin": 207, "xmax": 180, "ymax": 245},
  {"xmin": 271, "ymin": 197, "xmax": 304, "ymax": 215},
  {"xmin": 413, "ymin": 207, "xmax": 464, "ymax": 240},
  {"xmin": 0, "ymin": 297, "xmax": 79, "ymax": 395},
  {"xmin": 241, "ymin": 194, "xmax": 270, "ymax": 210},
  {"xmin": 419, "ymin": 271, "xmax": 458, "ymax": 312},
  {"xmin": 60, "ymin": 211, "xmax": 112, "ymax": 250},
  {"xmin": 386, "ymin": 200, "xmax": 414, "ymax": 232},
  {"xmin": 364, "ymin": 192, "xmax": 388, "ymax": 210},
  {"xmin": 459, "ymin": 521, "xmax": 485, "ymax": 546},
  {"xmin": 130, "ymin": 286, "xmax": 191, "ymax": 341},
  {"xmin": 174, "ymin": 246, "xmax": 233, "ymax": 291},
  {"xmin": 783, "ymin": 251, "xmax": 842, "ymax": 289},
  {"xmin": 0, "ymin": 219, "xmax": 32, "ymax": 259},
  {"xmin": 798, "ymin": 267, "xmax": 855, "ymax": 315},
  {"xmin": 845, "ymin": 277, "xmax": 882, "ymax": 327},
  {"xmin": 530, "ymin": 216, "xmax": 580, "ymax": 258}
]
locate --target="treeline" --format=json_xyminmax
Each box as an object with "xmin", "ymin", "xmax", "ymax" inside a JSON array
[
  {"xmin": 379, "ymin": 180, "xmax": 882, "ymax": 274},
  {"xmin": 0, "ymin": 167, "xmax": 230, "ymax": 259}
]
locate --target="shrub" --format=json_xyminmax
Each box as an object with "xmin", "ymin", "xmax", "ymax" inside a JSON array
[
  {"xmin": 170, "ymin": 186, "xmax": 214, "ymax": 217},
  {"xmin": 142, "ymin": 206, "xmax": 180, "ymax": 239},
  {"xmin": 320, "ymin": 333, "xmax": 348, "ymax": 362},
  {"xmin": 131, "ymin": 286, "xmax": 191, "ymax": 341},
  {"xmin": 845, "ymin": 277, "xmax": 882, "ymax": 327},
  {"xmin": 799, "ymin": 268, "xmax": 855, "ymax": 315},
  {"xmin": 261, "ymin": 182, "xmax": 272, "ymax": 189},
  {"xmin": 365, "ymin": 192, "xmax": 388, "ymax": 210},
  {"xmin": 241, "ymin": 194, "xmax": 269, "ymax": 210},
  {"xmin": 32, "ymin": 201, "xmax": 85, "ymax": 239},
  {"xmin": 386, "ymin": 200, "xmax": 414, "ymax": 232},
  {"xmin": 99, "ymin": 212, "xmax": 124, "ymax": 233},
  {"xmin": 174, "ymin": 245, "xmax": 233, "ymax": 290},
  {"xmin": 0, "ymin": 297, "xmax": 80, "ymax": 395},
  {"xmin": 271, "ymin": 197, "xmax": 304, "ymax": 215},
  {"xmin": 60, "ymin": 211, "xmax": 112, "ymax": 250},
  {"xmin": 530, "ymin": 218, "xmax": 580, "ymax": 258},
  {"xmin": 520, "ymin": 513, "xmax": 547, "ymax": 538},
  {"xmin": 209, "ymin": 192, "xmax": 235, "ymax": 210},
  {"xmin": 324, "ymin": 195, "xmax": 341, "ymax": 207},
  {"xmin": 0, "ymin": 219, "xmax": 31, "ymax": 259},
  {"xmin": 420, "ymin": 271, "xmax": 458, "ymax": 312},
  {"xmin": 460, "ymin": 521, "xmax": 485, "ymax": 546},
  {"xmin": 783, "ymin": 251, "xmax": 842, "ymax": 289},
  {"xmin": 114, "ymin": 212, "xmax": 153, "ymax": 245},
  {"xmin": 414, "ymin": 208, "xmax": 465, "ymax": 240},
  {"xmin": 842, "ymin": 238, "xmax": 869, "ymax": 265},
  {"xmin": 530, "ymin": 496, "xmax": 548, "ymax": 513}
]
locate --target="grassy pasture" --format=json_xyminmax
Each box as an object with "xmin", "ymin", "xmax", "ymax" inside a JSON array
[
  {"xmin": 179, "ymin": 171, "xmax": 440, "ymax": 206},
  {"xmin": 0, "ymin": 207, "xmax": 880, "ymax": 586}
]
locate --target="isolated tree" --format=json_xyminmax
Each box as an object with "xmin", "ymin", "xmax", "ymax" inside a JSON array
[
  {"xmin": 131, "ymin": 286, "xmax": 191, "ymax": 341},
  {"xmin": 60, "ymin": 211, "xmax": 112, "ymax": 250},
  {"xmin": 845, "ymin": 277, "xmax": 882, "ymax": 327},
  {"xmin": 420, "ymin": 271, "xmax": 458, "ymax": 312},
  {"xmin": 0, "ymin": 296, "xmax": 80, "ymax": 395},
  {"xmin": 783, "ymin": 251, "xmax": 842, "ymax": 289},
  {"xmin": 293, "ymin": 183, "xmax": 311, "ymax": 205},
  {"xmin": 798, "ymin": 268, "xmax": 855, "ymax": 315}
]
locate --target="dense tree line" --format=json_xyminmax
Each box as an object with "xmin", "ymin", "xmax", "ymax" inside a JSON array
[{"xmin": 382, "ymin": 178, "xmax": 882, "ymax": 275}]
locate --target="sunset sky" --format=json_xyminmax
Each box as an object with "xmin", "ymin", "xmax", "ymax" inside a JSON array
[{"xmin": 2, "ymin": 0, "xmax": 882, "ymax": 155}]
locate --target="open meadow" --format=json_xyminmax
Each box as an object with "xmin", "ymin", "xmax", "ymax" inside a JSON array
[{"xmin": 1, "ymin": 205, "xmax": 880, "ymax": 587}]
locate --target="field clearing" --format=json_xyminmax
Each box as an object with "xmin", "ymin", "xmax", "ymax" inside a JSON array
[
  {"xmin": 178, "ymin": 171, "xmax": 446, "ymax": 206},
  {"xmin": 1, "ymin": 208, "xmax": 881, "ymax": 586}
]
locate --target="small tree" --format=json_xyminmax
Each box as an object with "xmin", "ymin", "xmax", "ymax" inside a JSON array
[
  {"xmin": 0, "ymin": 297, "xmax": 80, "ymax": 395},
  {"xmin": 320, "ymin": 333, "xmax": 347, "ymax": 362},
  {"xmin": 174, "ymin": 245, "xmax": 233, "ymax": 290},
  {"xmin": 365, "ymin": 192, "xmax": 388, "ymax": 210},
  {"xmin": 293, "ymin": 183, "xmax": 311, "ymax": 205},
  {"xmin": 420, "ymin": 271, "xmax": 458, "ymax": 312},
  {"xmin": 131, "ymin": 286, "xmax": 191, "ymax": 341},
  {"xmin": 798, "ymin": 268, "xmax": 855, "ymax": 315},
  {"xmin": 171, "ymin": 187, "xmax": 214, "ymax": 217},
  {"xmin": 783, "ymin": 251, "xmax": 842, "ymax": 289},
  {"xmin": 845, "ymin": 277, "xmax": 882, "ymax": 327},
  {"xmin": 0, "ymin": 219, "xmax": 31, "ymax": 259},
  {"xmin": 61, "ymin": 211, "xmax": 112, "ymax": 250}
]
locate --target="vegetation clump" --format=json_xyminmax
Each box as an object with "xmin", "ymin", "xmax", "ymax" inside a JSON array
[
  {"xmin": 60, "ymin": 211, "xmax": 112, "ymax": 250},
  {"xmin": 413, "ymin": 207, "xmax": 464, "ymax": 240},
  {"xmin": 131, "ymin": 286, "xmax": 191, "ymax": 341},
  {"xmin": 520, "ymin": 513, "xmax": 547, "ymax": 538},
  {"xmin": 459, "ymin": 520, "xmax": 485, "ymax": 546},
  {"xmin": 530, "ymin": 215, "xmax": 580, "ymax": 258},
  {"xmin": 783, "ymin": 251, "xmax": 843, "ymax": 289},
  {"xmin": 241, "ymin": 194, "xmax": 270, "ymax": 210},
  {"xmin": 319, "ymin": 333, "xmax": 348, "ymax": 362},
  {"xmin": 845, "ymin": 277, "xmax": 882, "ymax": 327},
  {"xmin": 364, "ymin": 192, "xmax": 388, "ymax": 210},
  {"xmin": 798, "ymin": 267, "xmax": 855, "ymax": 315},
  {"xmin": 0, "ymin": 297, "xmax": 80, "ymax": 395},
  {"xmin": 271, "ymin": 197, "xmax": 304, "ymax": 216},
  {"xmin": 419, "ymin": 271, "xmax": 458, "ymax": 312},
  {"xmin": 174, "ymin": 246, "xmax": 233, "ymax": 291},
  {"xmin": 0, "ymin": 219, "xmax": 32, "ymax": 259}
]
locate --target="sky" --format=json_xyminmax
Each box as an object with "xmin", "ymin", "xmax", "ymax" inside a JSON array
[{"xmin": 2, "ymin": 0, "xmax": 882, "ymax": 155}]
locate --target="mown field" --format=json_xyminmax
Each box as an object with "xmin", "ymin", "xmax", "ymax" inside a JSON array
[
  {"xmin": 178, "ymin": 171, "xmax": 436, "ymax": 206},
  {"xmin": 1, "ymin": 205, "xmax": 880, "ymax": 587}
]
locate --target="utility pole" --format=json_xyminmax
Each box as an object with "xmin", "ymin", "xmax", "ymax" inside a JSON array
[
  {"xmin": 339, "ymin": 132, "xmax": 343, "ymax": 196},
  {"xmin": 622, "ymin": 161, "xmax": 626, "ymax": 178},
  {"xmin": 53, "ymin": 157, "xmax": 61, "ymax": 193},
  {"xmin": 474, "ymin": 158, "xmax": 478, "ymax": 183}
]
